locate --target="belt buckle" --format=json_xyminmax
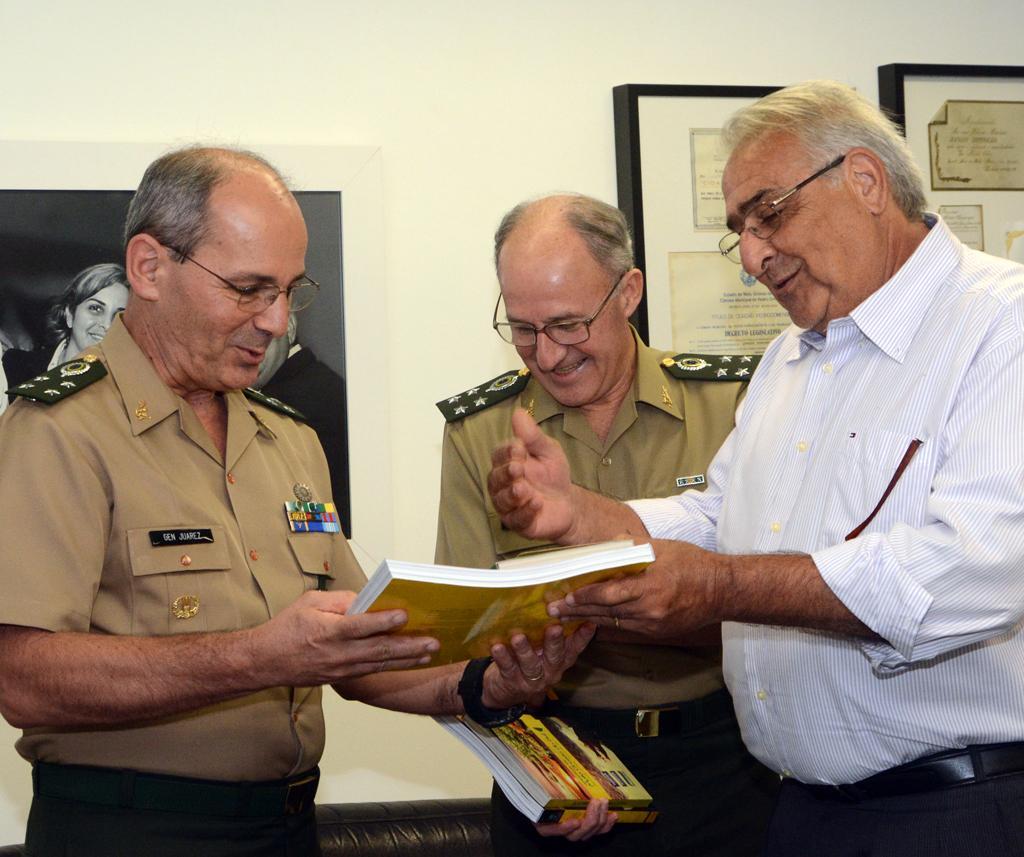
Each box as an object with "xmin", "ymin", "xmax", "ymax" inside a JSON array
[
  {"xmin": 635, "ymin": 708, "xmax": 660, "ymax": 738},
  {"xmin": 284, "ymin": 773, "xmax": 317, "ymax": 815}
]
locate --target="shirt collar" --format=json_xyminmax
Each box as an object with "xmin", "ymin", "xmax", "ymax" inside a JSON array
[
  {"xmin": 791, "ymin": 214, "xmax": 959, "ymax": 363},
  {"xmin": 848, "ymin": 213, "xmax": 959, "ymax": 362},
  {"xmin": 97, "ymin": 316, "xmax": 262, "ymax": 445},
  {"xmin": 97, "ymin": 316, "xmax": 182, "ymax": 436}
]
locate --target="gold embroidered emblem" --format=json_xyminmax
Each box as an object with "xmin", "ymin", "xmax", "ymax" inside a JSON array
[
  {"xmin": 60, "ymin": 361, "xmax": 90, "ymax": 377},
  {"xmin": 293, "ymin": 483, "xmax": 313, "ymax": 503},
  {"xmin": 678, "ymin": 357, "xmax": 710, "ymax": 371},
  {"xmin": 661, "ymin": 357, "xmax": 674, "ymax": 367},
  {"xmin": 135, "ymin": 400, "xmax": 150, "ymax": 421},
  {"xmin": 171, "ymin": 595, "xmax": 200, "ymax": 619},
  {"xmin": 83, "ymin": 354, "xmax": 98, "ymax": 363},
  {"xmin": 661, "ymin": 385, "xmax": 673, "ymax": 406},
  {"xmin": 517, "ymin": 367, "xmax": 530, "ymax": 376}
]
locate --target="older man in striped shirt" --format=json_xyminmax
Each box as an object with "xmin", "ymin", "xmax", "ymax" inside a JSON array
[{"xmin": 487, "ymin": 80, "xmax": 1024, "ymax": 857}]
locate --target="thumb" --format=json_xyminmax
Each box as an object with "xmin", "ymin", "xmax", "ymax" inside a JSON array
[{"xmin": 512, "ymin": 407, "xmax": 555, "ymax": 458}]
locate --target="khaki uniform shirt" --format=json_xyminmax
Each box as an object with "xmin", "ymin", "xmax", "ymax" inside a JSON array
[
  {"xmin": 0, "ymin": 318, "xmax": 364, "ymax": 780},
  {"xmin": 435, "ymin": 333, "xmax": 746, "ymax": 708}
]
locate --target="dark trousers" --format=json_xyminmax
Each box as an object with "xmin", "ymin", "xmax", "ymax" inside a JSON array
[
  {"xmin": 25, "ymin": 793, "xmax": 321, "ymax": 857},
  {"xmin": 764, "ymin": 775, "xmax": 1024, "ymax": 857},
  {"xmin": 490, "ymin": 690, "xmax": 779, "ymax": 856}
]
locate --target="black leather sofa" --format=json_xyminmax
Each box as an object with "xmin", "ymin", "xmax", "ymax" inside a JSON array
[{"xmin": 0, "ymin": 797, "xmax": 494, "ymax": 856}]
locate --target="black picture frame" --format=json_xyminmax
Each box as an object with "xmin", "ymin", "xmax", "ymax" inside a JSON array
[
  {"xmin": 612, "ymin": 84, "xmax": 781, "ymax": 345},
  {"xmin": 878, "ymin": 63, "xmax": 1024, "ymax": 135},
  {"xmin": 878, "ymin": 64, "xmax": 1024, "ymax": 259}
]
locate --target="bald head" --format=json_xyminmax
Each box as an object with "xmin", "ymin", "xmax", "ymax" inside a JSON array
[
  {"xmin": 124, "ymin": 146, "xmax": 292, "ymax": 261},
  {"xmin": 494, "ymin": 193, "xmax": 634, "ymax": 282}
]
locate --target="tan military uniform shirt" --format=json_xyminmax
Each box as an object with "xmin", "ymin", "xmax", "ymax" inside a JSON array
[
  {"xmin": 435, "ymin": 332, "xmax": 745, "ymax": 708},
  {"xmin": 0, "ymin": 317, "xmax": 364, "ymax": 780}
]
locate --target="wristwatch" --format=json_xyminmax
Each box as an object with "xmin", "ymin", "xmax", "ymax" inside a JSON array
[{"xmin": 457, "ymin": 657, "xmax": 526, "ymax": 728}]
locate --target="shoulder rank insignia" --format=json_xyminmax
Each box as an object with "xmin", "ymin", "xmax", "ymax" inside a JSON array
[
  {"xmin": 661, "ymin": 353, "xmax": 762, "ymax": 381},
  {"xmin": 9, "ymin": 354, "xmax": 107, "ymax": 404},
  {"xmin": 243, "ymin": 388, "xmax": 307, "ymax": 422},
  {"xmin": 436, "ymin": 368, "xmax": 530, "ymax": 423}
]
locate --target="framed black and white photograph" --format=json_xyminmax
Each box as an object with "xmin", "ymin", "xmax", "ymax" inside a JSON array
[
  {"xmin": 0, "ymin": 142, "xmax": 388, "ymax": 548},
  {"xmin": 878, "ymin": 64, "xmax": 1024, "ymax": 261},
  {"xmin": 613, "ymin": 83, "xmax": 787, "ymax": 353}
]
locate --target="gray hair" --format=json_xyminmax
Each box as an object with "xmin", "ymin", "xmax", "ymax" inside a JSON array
[
  {"xmin": 722, "ymin": 80, "xmax": 927, "ymax": 221},
  {"xmin": 494, "ymin": 193, "xmax": 635, "ymax": 278},
  {"xmin": 123, "ymin": 145, "xmax": 288, "ymax": 257}
]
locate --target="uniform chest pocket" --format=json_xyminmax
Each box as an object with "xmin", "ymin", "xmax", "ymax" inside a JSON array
[
  {"xmin": 125, "ymin": 526, "xmax": 232, "ymax": 635},
  {"xmin": 127, "ymin": 525, "xmax": 231, "ymax": 575},
  {"xmin": 288, "ymin": 532, "xmax": 337, "ymax": 590}
]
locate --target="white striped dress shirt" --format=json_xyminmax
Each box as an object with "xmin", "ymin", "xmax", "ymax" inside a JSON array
[{"xmin": 631, "ymin": 216, "xmax": 1024, "ymax": 784}]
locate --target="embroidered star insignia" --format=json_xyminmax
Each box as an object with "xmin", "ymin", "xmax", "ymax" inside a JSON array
[
  {"xmin": 466, "ymin": 387, "xmax": 479, "ymax": 395},
  {"xmin": 717, "ymin": 368, "xmax": 728, "ymax": 377},
  {"xmin": 448, "ymin": 395, "xmax": 461, "ymax": 403},
  {"xmin": 473, "ymin": 397, "xmax": 487, "ymax": 407},
  {"xmin": 741, "ymin": 355, "xmax": 752, "ymax": 362},
  {"xmin": 719, "ymin": 356, "xmax": 732, "ymax": 363},
  {"xmin": 736, "ymin": 368, "xmax": 750, "ymax": 377},
  {"xmin": 454, "ymin": 405, "xmax": 467, "ymax": 414},
  {"xmin": 60, "ymin": 382, "xmax": 75, "ymax": 388}
]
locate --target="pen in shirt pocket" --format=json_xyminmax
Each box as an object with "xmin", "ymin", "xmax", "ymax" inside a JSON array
[{"xmin": 844, "ymin": 438, "xmax": 923, "ymax": 541}]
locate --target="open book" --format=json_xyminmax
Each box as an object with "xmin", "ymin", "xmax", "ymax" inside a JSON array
[
  {"xmin": 349, "ymin": 540, "xmax": 655, "ymax": 665},
  {"xmin": 437, "ymin": 712, "xmax": 657, "ymax": 824}
]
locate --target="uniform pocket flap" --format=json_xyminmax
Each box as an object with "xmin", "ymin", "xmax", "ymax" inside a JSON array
[
  {"xmin": 127, "ymin": 526, "xmax": 231, "ymax": 576},
  {"xmin": 287, "ymin": 532, "xmax": 337, "ymax": 578}
]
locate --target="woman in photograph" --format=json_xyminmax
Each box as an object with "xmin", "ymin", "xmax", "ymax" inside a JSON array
[{"xmin": 2, "ymin": 262, "xmax": 129, "ymax": 398}]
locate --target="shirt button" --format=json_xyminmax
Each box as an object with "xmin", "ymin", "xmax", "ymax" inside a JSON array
[
  {"xmin": 601, "ymin": 457, "xmax": 612, "ymax": 466},
  {"xmin": 770, "ymin": 522, "xmax": 781, "ymax": 533},
  {"xmin": 796, "ymin": 440, "xmax": 808, "ymax": 453},
  {"xmin": 756, "ymin": 689, "xmax": 768, "ymax": 700},
  {"xmin": 823, "ymin": 363, "xmax": 834, "ymax": 374},
  {"xmin": 292, "ymin": 713, "xmax": 299, "ymax": 723},
  {"xmin": 323, "ymin": 561, "xmax": 331, "ymax": 572},
  {"xmin": 180, "ymin": 555, "xmax": 192, "ymax": 567},
  {"xmin": 227, "ymin": 472, "xmax": 236, "ymax": 484},
  {"xmin": 249, "ymin": 549, "xmax": 259, "ymax": 561},
  {"xmin": 782, "ymin": 769, "xmax": 793, "ymax": 778}
]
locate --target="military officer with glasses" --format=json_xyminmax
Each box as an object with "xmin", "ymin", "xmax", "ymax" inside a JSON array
[
  {"xmin": 0, "ymin": 146, "xmax": 593, "ymax": 857},
  {"xmin": 487, "ymin": 81, "xmax": 1024, "ymax": 857},
  {"xmin": 435, "ymin": 193, "xmax": 778, "ymax": 856}
]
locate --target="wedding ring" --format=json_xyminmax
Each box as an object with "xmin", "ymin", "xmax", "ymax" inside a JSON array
[
  {"xmin": 614, "ymin": 616, "xmax": 621, "ymax": 630},
  {"xmin": 524, "ymin": 670, "xmax": 545, "ymax": 683}
]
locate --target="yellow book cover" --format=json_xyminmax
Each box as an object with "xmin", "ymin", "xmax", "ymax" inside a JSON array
[
  {"xmin": 436, "ymin": 712, "xmax": 658, "ymax": 824},
  {"xmin": 351, "ymin": 541, "xmax": 654, "ymax": 666}
]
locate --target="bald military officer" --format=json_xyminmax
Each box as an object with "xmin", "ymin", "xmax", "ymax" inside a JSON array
[
  {"xmin": 435, "ymin": 194, "xmax": 778, "ymax": 856},
  {"xmin": 0, "ymin": 148, "xmax": 595, "ymax": 857}
]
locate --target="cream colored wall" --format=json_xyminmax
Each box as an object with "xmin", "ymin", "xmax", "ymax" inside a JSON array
[{"xmin": 0, "ymin": 0, "xmax": 1020, "ymax": 843}]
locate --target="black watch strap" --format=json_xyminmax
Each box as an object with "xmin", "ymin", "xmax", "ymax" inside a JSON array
[{"xmin": 457, "ymin": 656, "xmax": 526, "ymax": 728}]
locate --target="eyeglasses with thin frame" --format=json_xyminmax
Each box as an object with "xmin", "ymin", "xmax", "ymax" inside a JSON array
[
  {"xmin": 492, "ymin": 271, "xmax": 629, "ymax": 347},
  {"xmin": 718, "ymin": 154, "xmax": 846, "ymax": 264},
  {"xmin": 165, "ymin": 245, "xmax": 320, "ymax": 313}
]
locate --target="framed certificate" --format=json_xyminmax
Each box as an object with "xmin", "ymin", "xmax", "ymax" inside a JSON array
[
  {"xmin": 878, "ymin": 64, "xmax": 1024, "ymax": 261},
  {"xmin": 612, "ymin": 84, "xmax": 784, "ymax": 350}
]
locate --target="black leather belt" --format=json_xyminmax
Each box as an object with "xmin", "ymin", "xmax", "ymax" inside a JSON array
[
  {"xmin": 794, "ymin": 742, "xmax": 1024, "ymax": 801},
  {"xmin": 33, "ymin": 762, "xmax": 319, "ymax": 817},
  {"xmin": 545, "ymin": 687, "xmax": 734, "ymax": 739}
]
